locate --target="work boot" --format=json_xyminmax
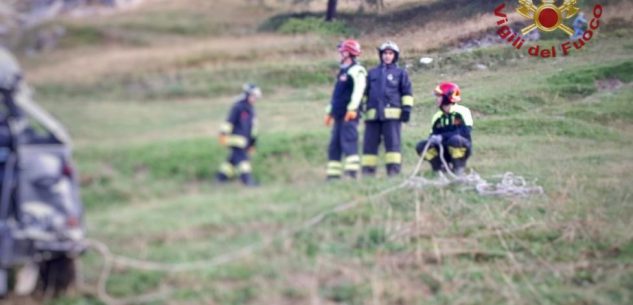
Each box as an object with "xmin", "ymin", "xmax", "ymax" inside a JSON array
[
  {"xmin": 429, "ymin": 157, "xmax": 444, "ymax": 172},
  {"xmin": 429, "ymin": 157, "xmax": 446, "ymax": 172},
  {"xmin": 452, "ymin": 159, "xmax": 467, "ymax": 176},
  {"xmin": 386, "ymin": 164, "xmax": 401, "ymax": 177},
  {"xmin": 362, "ymin": 167, "xmax": 376, "ymax": 178},
  {"xmin": 215, "ymin": 172, "xmax": 231, "ymax": 183},
  {"xmin": 345, "ymin": 171, "xmax": 358, "ymax": 179},
  {"xmin": 240, "ymin": 174, "xmax": 258, "ymax": 187}
]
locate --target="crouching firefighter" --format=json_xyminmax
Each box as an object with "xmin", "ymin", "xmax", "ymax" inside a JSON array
[
  {"xmin": 216, "ymin": 84, "xmax": 261, "ymax": 187},
  {"xmin": 362, "ymin": 41, "xmax": 414, "ymax": 177},
  {"xmin": 324, "ymin": 39, "xmax": 367, "ymax": 180},
  {"xmin": 415, "ymin": 82, "xmax": 473, "ymax": 175}
]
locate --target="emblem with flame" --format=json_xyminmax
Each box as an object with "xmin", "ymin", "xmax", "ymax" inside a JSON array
[{"xmin": 517, "ymin": 0, "xmax": 580, "ymax": 36}]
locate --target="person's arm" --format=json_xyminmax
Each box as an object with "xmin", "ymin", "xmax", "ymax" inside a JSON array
[
  {"xmin": 400, "ymin": 70, "xmax": 414, "ymax": 122},
  {"xmin": 220, "ymin": 105, "xmax": 239, "ymax": 135},
  {"xmin": 437, "ymin": 106, "xmax": 474, "ymax": 140},
  {"xmin": 219, "ymin": 104, "xmax": 240, "ymax": 146},
  {"xmin": 429, "ymin": 111, "xmax": 443, "ymax": 136},
  {"xmin": 249, "ymin": 116, "xmax": 258, "ymax": 148},
  {"xmin": 436, "ymin": 126, "xmax": 472, "ymax": 141},
  {"xmin": 347, "ymin": 65, "xmax": 367, "ymax": 112},
  {"xmin": 361, "ymin": 72, "xmax": 370, "ymax": 114}
]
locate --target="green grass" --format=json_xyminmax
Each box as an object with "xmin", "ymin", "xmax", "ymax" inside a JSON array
[
  {"xmin": 15, "ymin": 2, "xmax": 632, "ymax": 305},
  {"xmin": 548, "ymin": 61, "xmax": 633, "ymax": 97},
  {"xmin": 36, "ymin": 61, "xmax": 338, "ymax": 102}
]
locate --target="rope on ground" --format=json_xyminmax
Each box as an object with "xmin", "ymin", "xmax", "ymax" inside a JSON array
[
  {"xmin": 405, "ymin": 141, "xmax": 544, "ymax": 197},
  {"xmin": 79, "ymin": 240, "xmax": 172, "ymax": 305},
  {"xmin": 81, "ymin": 182, "xmax": 407, "ymax": 305},
  {"xmin": 80, "ymin": 142, "xmax": 543, "ymax": 305}
]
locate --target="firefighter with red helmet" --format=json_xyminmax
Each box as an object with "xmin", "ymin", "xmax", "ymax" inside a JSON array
[
  {"xmin": 362, "ymin": 40, "xmax": 414, "ymax": 177},
  {"xmin": 415, "ymin": 82, "xmax": 473, "ymax": 175},
  {"xmin": 324, "ymin": 39, "xmax": 367, "ymax": 180}
]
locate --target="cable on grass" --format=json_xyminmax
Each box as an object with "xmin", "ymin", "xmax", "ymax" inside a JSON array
[{"xmin": 80, "ymin": 141, "xmax": 543, "ymax": 304}]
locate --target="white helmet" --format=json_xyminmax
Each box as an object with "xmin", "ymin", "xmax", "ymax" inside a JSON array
[
  {"xmin": 0, "ymin": 47, "xmax": 22, "ymax": 91},
  {"xmin": 378, "ymin": 41, "xmax": 401, "ymax": 63},
  {"xmin": 379, "ymin": 41, "xmax": 400, "ymax": 53},
  {"xmin": 242, "ymin": 83, "xmax": 262, "ymax": 99}
]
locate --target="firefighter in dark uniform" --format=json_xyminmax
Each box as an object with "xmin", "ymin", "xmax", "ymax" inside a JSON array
[
  {"xmin": 572, "ymin": 12, "xmax": 587, "ymax": 40},
  {"xmin": 362, "ymin": 41, "xmax": 414, "ymax": 177},
  {"xmin": 324, "ymin": 39, "xmax": 367, "ymax": 180},
  {"xmin": 415, "ymin": 82, "xmax": 473, "ymax": 175},
  {"xmin": 216, "ymin": 84, "xmax": 261, "ymax": 186}
]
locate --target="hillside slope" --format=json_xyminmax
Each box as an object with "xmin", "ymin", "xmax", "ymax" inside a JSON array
[{"xmin": 10, "ymin": 1, "xmax": 633, "ymax": 304}]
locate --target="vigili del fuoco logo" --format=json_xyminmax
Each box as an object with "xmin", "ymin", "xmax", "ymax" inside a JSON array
[{"xmin": 494, "ymin": 0, "xmax": 604, "ymax": 58}]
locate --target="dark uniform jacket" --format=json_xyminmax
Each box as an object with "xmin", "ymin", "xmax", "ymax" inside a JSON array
[
  {"xmin": 429, "ymin": 104, "xmax": 473, "ymax": 142},
  {"xmin": 364, "ymin": 63, "xmax": 413, "ymax": 121},
  {"xmin": 328, "ymin": 62, "xmax": 367, "ymax": 120},
  {"xmin": 220, "ymin": 98, "xmax": 257, "ymax": 149}
]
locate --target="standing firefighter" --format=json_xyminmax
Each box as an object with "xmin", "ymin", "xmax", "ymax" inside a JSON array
[
  {"xmin": 572, "ymin": 12, "xmax": 588, "ymax": 40},
  {"xmin": 362, "ymin": 41, "xmax": 414, "ymax": 177},
  {"xmin": 325, "ymin": 39, "xmax": 367, "ymax": 180},
  {"xmin": 415, "ymin": 82, "xmax": 473, "ymax": 175},
  {"xmin": 216, "ymin": 84, "xmax": 261, "ymax": 186}
]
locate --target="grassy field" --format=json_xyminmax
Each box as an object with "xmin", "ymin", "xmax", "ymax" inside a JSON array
[{"xmin": 11, "ymin": 0, "xmax": 633, "ymax": 304}]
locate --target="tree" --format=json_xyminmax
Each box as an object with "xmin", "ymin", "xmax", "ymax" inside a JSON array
[{"xmin": 325, "ymin": 0, "xmax": 337, "ymax": 21}]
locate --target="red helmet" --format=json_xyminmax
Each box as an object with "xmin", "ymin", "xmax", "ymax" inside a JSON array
[
  {"xmin": 338, "ymin": 39, "xmax": 362, "ymax": 57},
  {"xmin": 434, "ymin": 82, "xmax": 462, "ymax": 105}
]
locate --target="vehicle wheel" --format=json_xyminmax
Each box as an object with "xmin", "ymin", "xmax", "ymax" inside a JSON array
[{"xmin": 37, "ymin": 255, "xmax": 76, "ymax": 297}]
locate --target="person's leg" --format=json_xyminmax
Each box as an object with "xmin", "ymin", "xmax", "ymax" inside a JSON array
[
  {"xmin": 341, "ymin": 119, "xmax": 360, "ymax": 179},
  {"xmin": 573, "ymin": 28, "xmax": 583, "ymax": 40},
  {"xmin": 216, "ymin": 149, "xmax": 237, "ymax": 182},
  {"xmin": 416, "ymin": 140, "xmax": 443, "ymax": 172},
  {"xmin": 383, "ymin": 121, "xmax": 402, "ymax": 176},
  {"xmin": 445, "ymin": 135, "xmax": 471, "ymax": 175},
  {"xmin": 361, "ymin": 121, "xmax": 381, "ymax": 177},
  {"xmin": 327, "ymin": 120, "xmax": 344, "ymax": 180},
  {"xmin": 234, "ymin": 149, "xmax": 256, "ymax": 186}
]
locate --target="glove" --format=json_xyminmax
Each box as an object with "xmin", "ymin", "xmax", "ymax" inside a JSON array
[
  {"xmin": 428, "ymin": 134, "xmax": 443, "ymax": 145},
  {"xmin": 344, "ymin": 111, "xmax": 357, "ymax": 122},
  {"xmin": 324, "ymin": 115, "xmax": 334, "ymax": 127},
  {"xmin": 219, "ymin": 134, "xmax": 228, "ymax": 146},
  {"xmin": 401, "ymin": 110, "xmax": 411, "ymax": 123}
]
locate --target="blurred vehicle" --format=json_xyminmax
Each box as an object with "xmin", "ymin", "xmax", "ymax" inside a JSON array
[{"xmin": 0, "ymin": 47, "xmax": 85, "ymax": 297}]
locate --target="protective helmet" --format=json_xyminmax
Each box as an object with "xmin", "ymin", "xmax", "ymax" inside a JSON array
[
  {"xmin": 378, "ymin": 40, "xmax": 400, "ymax": 63},
  {"xmin": 243, "ymin": 83, "xmax": 262, "ymax": 98},
  {"xmin": 338, "ymin": 39, "xmax": 362, "ymax": 57},
  {"xmin": 0, "ymin": 47, "xmax": 22, "ymax": 91},
  {"xmin": 434, "ymin": 82, "xmax": 461, "ymax": 106}
]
